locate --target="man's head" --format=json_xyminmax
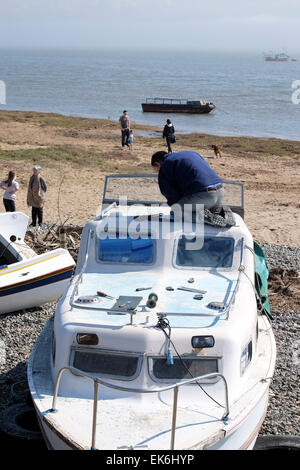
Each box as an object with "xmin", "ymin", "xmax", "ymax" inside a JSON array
[
  {"xmin": 123, "ymin": 110, "xmax": 127, "ymax": 115},
  {"xmin": 151, "ymin": 151, "xmax": 168, "ymax": 172}
]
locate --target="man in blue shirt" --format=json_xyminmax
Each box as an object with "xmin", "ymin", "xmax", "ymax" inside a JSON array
[{"xmin": 151, "ymin": 150, "xmax": 224, "ymax": 211}]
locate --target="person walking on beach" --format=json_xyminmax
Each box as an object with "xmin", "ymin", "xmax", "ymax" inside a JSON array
[
  {"xmin": 0, "ymin": 171, "xmax": 19, "ymax": 212},
  {"xmin": 151, "ymin": 150, "xmax": 224, "ymax": 212},
  {"xmin": 163, "ymin": 119, "xmax": 175, "ymax": 153},
  {"xmin": 119, "ymin": 110, "xmax": 130, "ymax": 148},
  {"xmin": 27, "ymin": 165, "xmax": 47, "ymax": 227}
]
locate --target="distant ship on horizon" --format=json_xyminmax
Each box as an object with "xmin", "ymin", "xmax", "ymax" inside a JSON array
[{"xmin": 263, "ymin": 51, "xmax": 290, "ymax": 62}]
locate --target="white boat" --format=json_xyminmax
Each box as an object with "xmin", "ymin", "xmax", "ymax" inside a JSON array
[
  {"xmin": 0, "ymin": 212, "xmax": 75, "ymax": 314},
  {"xmin": 27, "ymin": 175, "xmax": 276, "ymax": 450}
]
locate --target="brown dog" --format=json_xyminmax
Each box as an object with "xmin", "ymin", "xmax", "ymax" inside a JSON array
[{"xmin": 211, "ymin": 144, "xmax": 222, "ymax": 157}]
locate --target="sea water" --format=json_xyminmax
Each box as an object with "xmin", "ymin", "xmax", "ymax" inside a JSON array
[{"xmin": 0, "ymin": 48, "xmax": 299, "ymax": 140}]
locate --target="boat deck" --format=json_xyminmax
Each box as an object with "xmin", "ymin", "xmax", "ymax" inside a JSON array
[{"xmin": 71, "ymin": 271, "xmax": 237, "ymax": 328}]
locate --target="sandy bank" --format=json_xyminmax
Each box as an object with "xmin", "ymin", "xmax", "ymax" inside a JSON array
[{"xmin": 0, "ymin": 110, "xmax": 299, "ymax": 247}]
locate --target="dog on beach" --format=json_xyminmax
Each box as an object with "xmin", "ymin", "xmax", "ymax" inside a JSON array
[{"xmin": 211, "ymin": 144, "xmax": 222, "ymax": 158}]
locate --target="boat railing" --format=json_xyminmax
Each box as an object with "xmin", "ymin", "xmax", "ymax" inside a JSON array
[
  {"xmin": 145, "ymin": 97, "xmax": 186, "ymax": 104},
  {"xmin": 48, "ymin": 366, "xmax": 229, "ymax": 450},
  {"xmin": 69, "ymin": 228, "xmax": 92, "ymax": 305}
]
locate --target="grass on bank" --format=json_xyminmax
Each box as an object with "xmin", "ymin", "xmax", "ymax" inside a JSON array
[
  {"xmin": 0, "ymin": 145, "xmax": 151, "ymax": 173},
  {"xmin": 0, "ymin": 110, "xmax": 156, "ymax": 132},
  {"xmin": 178, "ymin": 133, "xmax": 300, "ymax": 158},
  {"xmin": 1, "ymin": 110, "xmax": 300, "ymax": 163}
]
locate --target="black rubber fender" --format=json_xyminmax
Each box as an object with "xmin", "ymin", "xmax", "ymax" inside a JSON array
[
  {"xmin": 0, "ymin": 403, "xmax": 43, "ymax": 441},
  {"xmin": 254, "ymin": 435, "xmax": 300, "ymax": 450}
]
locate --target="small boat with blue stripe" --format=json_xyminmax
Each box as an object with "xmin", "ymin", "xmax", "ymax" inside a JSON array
[
  {"xmin": 0, "ymin": 212, "xmax": 75, "ymax": 314},
  {"xmin": 28, "ymin": 175, "xmax": 276, "ymax": 450}
]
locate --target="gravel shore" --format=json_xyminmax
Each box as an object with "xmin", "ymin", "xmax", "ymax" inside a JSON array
[{"xmin": 0, "ymin": 239, "xmax": 299, "ymax": 440}]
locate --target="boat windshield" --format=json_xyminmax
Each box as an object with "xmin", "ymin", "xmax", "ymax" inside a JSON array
[
  {"xmin": 98, "ymin": 236, "xmax": 154, "ymax": 264},
  {"xmin": 175, "ymin": 236, "xmax": 235, "ymax": 268}
]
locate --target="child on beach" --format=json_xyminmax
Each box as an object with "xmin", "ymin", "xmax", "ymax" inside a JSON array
[
  {"xmin": 0, "ymin": 171, "xmax": 19, "ymax": 212},
  {"xmin": 127, "ymin": 129, "xmax": 134, "ymax": 150}
]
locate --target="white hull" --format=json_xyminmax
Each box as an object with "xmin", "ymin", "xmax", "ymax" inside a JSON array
[
  {"xmin": 0, "ymin": 277, "xmax": 74, "ymax": 314},
  {"xmin": 27, "ymin": 178, "xmax": 276, "ymax": 451},
  {"xmin": 0, "ymin": 212, "xmax": 75, "ymax": 314},
  {"xmin": 35, "ymin": 389, "xmax": 268, "ymax": 450},
  {"xmin": 28, "ymin": 312, "xmax": 276, "ymax": 451}
]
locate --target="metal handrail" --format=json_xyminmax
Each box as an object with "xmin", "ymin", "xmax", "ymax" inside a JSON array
[
  {"xmin": 69, "ymin": 228, "xmax": 92, "ymax": 306},
  {"xmin": 49, "ymin": 366, "xmax": 229, "ymax": 450}
]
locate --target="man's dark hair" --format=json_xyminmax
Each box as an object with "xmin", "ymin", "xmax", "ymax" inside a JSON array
[{"xmin": 151, "ymin": 151, "xmax": 168, "ymax": 166}]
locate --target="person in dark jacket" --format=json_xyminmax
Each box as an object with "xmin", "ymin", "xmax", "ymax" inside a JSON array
[
  {"xmin": 151, "ymin": 150, "xmax": 224, "ymax": 211},
  {"xmin": 162, "ymin": 119, "xmax": 175, "ymax": 153}
]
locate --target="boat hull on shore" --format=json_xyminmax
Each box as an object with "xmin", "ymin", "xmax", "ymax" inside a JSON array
[
  {"xmin": 28, "ymin": 310, "xmax": 275, "ymax": 450},
  {"xmin": 27, "ymin": 176, "xmax": 276, "ymax": 450},
  {"xmin": 0, "ymin": 212, "xmax": 75, "ymax": 314}
]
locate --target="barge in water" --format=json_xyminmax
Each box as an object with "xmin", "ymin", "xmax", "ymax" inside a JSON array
[{"xmin": 141, "ymin": 98, "xmax": 215, "ymax": 114}]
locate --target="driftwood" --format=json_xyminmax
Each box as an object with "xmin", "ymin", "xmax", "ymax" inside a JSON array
[
  {"xmin": 25, "ymin": 225, "xmax": 83, "ymax": 262},
  {"xmin": 268, "ymin": 267, "xmax": 299, "ymax": 295}
]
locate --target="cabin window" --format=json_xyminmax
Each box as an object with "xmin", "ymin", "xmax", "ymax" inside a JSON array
[
  {"xmin": 97, "ymin": 236, "xmax": 154, "ymax": 264},
  {"xmin": 175, "ymin": 236, "xmax": 235, "ymax": 269},
  {"xmin": 0, "ymin": 240, "xmax": 19, "ymax": 265},
  {"xmin": 240, "ymin": 341, "xmax": 253, "ymax": 375},
  {"xmin": 71, "ymin": 348, "xmax": 143, "ymax": 381},
  {"xmin": 148, "ymin": 356, "xmax": 219, "ymax": 383}
]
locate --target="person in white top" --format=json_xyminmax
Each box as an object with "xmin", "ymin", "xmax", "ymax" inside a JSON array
[{"xmin": 0, "ymin": 171, "xmax": 19, "ymax": 212}]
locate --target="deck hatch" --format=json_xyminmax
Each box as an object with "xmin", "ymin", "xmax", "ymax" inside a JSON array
[
  {"xmin": 149, "ymin": 356, "xmax": 220, "ymax": 383},
  {"xmin": 70, "ymin": 348, "xmax": 143, "ymax": 381}
]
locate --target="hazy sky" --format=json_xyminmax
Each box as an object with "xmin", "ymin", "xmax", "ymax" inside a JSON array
[{"xmin": 1, "ymin": 0, "xmax": 300, "ymax": 52}]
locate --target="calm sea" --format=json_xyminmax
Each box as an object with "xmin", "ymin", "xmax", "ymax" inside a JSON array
[{"xmin": 0, "ymin": 49, "xmax": 300, "ymax": 140}]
